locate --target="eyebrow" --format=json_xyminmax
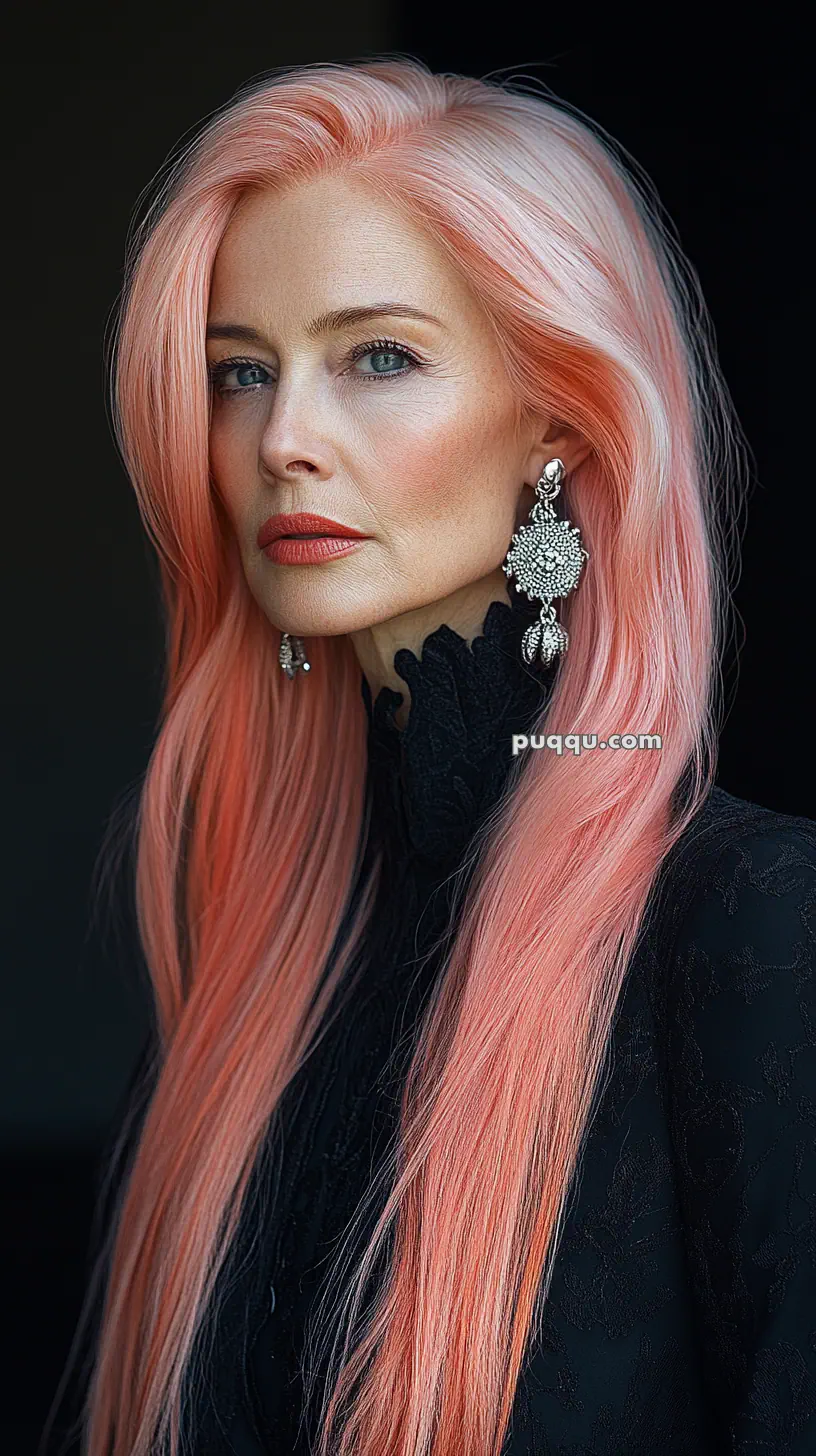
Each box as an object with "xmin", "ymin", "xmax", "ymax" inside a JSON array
[{"xmin": 205, "ymin": 302, "xmax": 445, "ymax": 345}]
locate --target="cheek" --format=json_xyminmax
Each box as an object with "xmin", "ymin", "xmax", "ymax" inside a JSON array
[
  {"xmin": 208, "ymin": 414, "xmax": 252, "ymax": 521},
  {"xmin": 375, "ymin": 406, "xmax": 516, "ymax": 549},
  {"xmin": 375, "ymin": 413, "xmax": 484, "ymax": 528}
]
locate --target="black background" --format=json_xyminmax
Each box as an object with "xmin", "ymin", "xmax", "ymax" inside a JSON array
[{"xmin": 2, "ymin": 6, "xmax": 809, "ymax": 1449}]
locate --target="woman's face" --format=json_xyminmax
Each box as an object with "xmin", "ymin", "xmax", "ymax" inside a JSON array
[{"xmin": 206, "ymin": 175, "xmax": 574, "ymax": 648}]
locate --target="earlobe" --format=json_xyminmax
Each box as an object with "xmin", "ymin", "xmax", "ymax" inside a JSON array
[{"xmin": 514, "ymin": 481, "xmax": 536, "ymax": 530}]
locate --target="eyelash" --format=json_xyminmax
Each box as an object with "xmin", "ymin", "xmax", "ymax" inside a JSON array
[{"xmin": 206, "ymin": 336, "xmax": 425, "ymax": 396}]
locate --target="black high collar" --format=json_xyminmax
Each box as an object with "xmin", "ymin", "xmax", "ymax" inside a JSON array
[{"xmin": 359, "ymin": 588, "xmax": 558, "ymax": 877}]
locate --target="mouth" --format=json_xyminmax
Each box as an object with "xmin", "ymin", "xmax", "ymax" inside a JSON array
[{"xmin": 257, "ymin": 513, "xmax": 370, "ymax": 549}]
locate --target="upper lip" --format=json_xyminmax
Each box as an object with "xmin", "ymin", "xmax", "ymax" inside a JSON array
[{"xmin": 257, "ymin": 512, "xmax": 370, "ymax": 548}]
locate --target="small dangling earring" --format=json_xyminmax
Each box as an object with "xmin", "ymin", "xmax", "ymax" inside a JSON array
[
  {"xmin": 502, "ymin": 457, "xmax": 589, "ymax": 669},
  {"xmin": 278, "ymin": 631, "xmax": 311, "ymax": 678}
]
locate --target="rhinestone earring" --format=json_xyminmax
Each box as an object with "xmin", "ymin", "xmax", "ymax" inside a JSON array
[
  {"xmin": 278, "ymin": 632, "xmax": 311, "ymax": 678},
  {"xmin": 502, "ymin": 458, "xmax": 589, "ymax": 669}
]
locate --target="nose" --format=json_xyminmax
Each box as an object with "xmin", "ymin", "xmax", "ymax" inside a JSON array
[
  {"xmin": 258, "ymin": 382, "xmax": 330, "ymax": 483},
  {"xmin": 259, "ymin": 433, "xmax": 327, "ymax": 484}
]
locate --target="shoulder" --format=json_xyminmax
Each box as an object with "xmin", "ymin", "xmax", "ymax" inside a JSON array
[
  {"xmin": 652, "ymin": 784, "xmax": 816, "ymax": 975},
  {"xmin": 655, "ymin": 785, "xmax": 816, "ymax": 1058},
  {"xmin": 663, "ymin": 782, "xmax": 816, "ymax": 886},
  {"xmin": 655, "ymin": 784, "xmax": 816, "ymax": 1203},
  {"xmin": 654, "ymin": 787, "xmax": 816, "ymax": 1446}
]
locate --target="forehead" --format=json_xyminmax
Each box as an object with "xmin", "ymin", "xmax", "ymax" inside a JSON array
[{"xmin": 208, "ymin": 174, "xmax": 477, "ymax": 330}]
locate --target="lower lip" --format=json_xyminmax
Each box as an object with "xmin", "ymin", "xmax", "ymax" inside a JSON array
[{"xmin": 261, "ymin": 535, "xmax": 369, "ymax": 564}]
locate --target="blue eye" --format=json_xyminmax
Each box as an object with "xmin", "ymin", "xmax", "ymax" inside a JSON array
[
  {"xmin": 206, "ymin": 337, "xmax": 425, "ymax": 397},
  {"xmin": 346, "ymin": 339, "xmax": 423, "ymax": 381},
  {"xmin": 206, "ymin": 358, "xmax": 272, "ymax": 396}
]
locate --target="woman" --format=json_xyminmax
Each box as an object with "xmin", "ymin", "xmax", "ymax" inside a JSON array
[{"xmin": 45, "ymin": 57, "xmax": 816, "ymax": 1456}]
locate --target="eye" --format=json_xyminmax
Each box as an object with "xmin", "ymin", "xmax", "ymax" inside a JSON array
[
  {"xmin": 206, "ymin": 337, "xmax": 426, "ymax": 398},
  {"xmin": 206, "ymin": 356, "xmax": 272, "ymax": 397},
  {"xmin": 344, "ymin": 337, "xmax": 425, "ymax": 382}
]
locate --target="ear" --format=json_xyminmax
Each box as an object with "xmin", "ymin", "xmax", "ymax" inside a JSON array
[
  {"xmin": 516, "ymin": 429, "xmax": 591, "ymax": 529},
  {"xmin": 524, "ymin": 423, "xmax": 592, "ymax": 486}
]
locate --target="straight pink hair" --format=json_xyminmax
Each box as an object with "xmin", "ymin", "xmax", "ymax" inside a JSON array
[{"xmin": 66, "ymin": 56, "xmax": 748, "ymax": 1456}]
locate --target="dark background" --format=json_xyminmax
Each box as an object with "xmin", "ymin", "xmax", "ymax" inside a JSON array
[{"xmin": 2, "ymin": 5, "xmax": 809, "ymax": 1449}]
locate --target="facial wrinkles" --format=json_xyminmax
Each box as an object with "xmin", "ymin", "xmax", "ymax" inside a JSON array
[
  {"xmin": 209, "ymin": 187, "xmax": 512, "ymax": 488},
  {"xmin": 206, "ymin": 178, "xmax": 530, "ymax": 629}
]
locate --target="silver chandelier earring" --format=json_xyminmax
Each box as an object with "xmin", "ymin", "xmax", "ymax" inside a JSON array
[
  {"xmin": 278, "ymin": 632, "xmax": 311, "ymax": 678},
  {"xmin": 502, "ymin": 457, "xmax": 589, "ymax": 669}
]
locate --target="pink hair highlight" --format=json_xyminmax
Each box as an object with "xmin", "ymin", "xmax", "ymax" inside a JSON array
[{"xmin": 64, "ymin": 57, "xmax": 747, "ymax": 1456}]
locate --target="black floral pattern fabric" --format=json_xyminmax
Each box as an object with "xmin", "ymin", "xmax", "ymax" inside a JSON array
[
  {"xmin": 54, "ymin": 590, "xmax": 816, "ymax": 1455},
  {"xmin": 506, "ymin": 802, "xmax": 816, "ymax": 1455}
]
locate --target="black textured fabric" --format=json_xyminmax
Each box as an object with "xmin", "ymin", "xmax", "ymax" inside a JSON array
[{"xmin": 53, "ymin": 591, "xmax": 816, "ymax": 1456}]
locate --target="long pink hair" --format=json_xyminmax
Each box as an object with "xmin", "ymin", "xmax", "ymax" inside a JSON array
[{"xmin": 63, "ymin": 56, "xmax": 749, "ymax": 1456}]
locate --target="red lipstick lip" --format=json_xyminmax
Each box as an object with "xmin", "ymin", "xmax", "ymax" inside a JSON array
[{"xmin": 257, "ymin": 512, "xmax": 370, "ymax": 549}]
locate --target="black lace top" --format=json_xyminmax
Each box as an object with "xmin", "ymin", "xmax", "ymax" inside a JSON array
[{"xmin": 56, "ymin": 592, "xmax": 816, "ymax": 1456}]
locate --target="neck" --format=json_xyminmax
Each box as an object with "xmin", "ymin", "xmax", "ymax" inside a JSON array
[{"xmin": 349, "ymin": 569, "xmax": 513, "ymax": 730}]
